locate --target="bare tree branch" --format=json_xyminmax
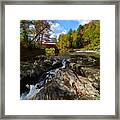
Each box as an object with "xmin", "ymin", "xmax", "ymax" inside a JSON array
[{"xmin": 31, "ymin": 25, "xmax": 50, "ymax": 42}]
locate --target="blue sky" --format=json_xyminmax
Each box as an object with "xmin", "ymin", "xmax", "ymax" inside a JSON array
[
  {"xmin": 50, "ymin": 20, "xmax": 91, "ymax": 38},
  {"xmin": 56, "ymin": 20, "xmax": 80, "ymax": 31}
]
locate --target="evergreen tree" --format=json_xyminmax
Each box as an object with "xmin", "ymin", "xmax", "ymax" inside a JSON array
[
  {"xmin": 76, "ymin": 25, "xmax": 84, "ymax": 48},
  {"xmin": 67, "ymin": 29, "xmax": 73, "ymax": 48}
]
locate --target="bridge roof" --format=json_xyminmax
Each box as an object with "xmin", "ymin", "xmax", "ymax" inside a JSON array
[
  {"xmin": 43, "ymin": 42, "xmax": 56, "ymax": 45},
  {"xmin": 42, "ymin": 42, "xmax": 57, "ymax": 48}
]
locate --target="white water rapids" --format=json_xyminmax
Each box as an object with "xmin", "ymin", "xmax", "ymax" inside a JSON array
[{"xmin": 20, "ymin": 58, "xmax": 67, "ymax": 100}]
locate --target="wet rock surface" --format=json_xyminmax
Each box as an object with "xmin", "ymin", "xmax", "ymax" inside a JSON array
[{"xmin": 20, "ymin": 54, "xmax": 100, "ymax": 100}]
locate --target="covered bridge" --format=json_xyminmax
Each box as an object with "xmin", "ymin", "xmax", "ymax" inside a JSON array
[{"xmin": 42, "ymin": 41, "xmax": 59, "ymax": 55}]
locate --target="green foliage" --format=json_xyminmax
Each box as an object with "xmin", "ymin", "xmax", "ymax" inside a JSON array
[
  {"xmin": 57, "ymin": 20, "xmax": 100, "ymax": 52},
  {"xmin": 76, "ymin": 25, "xmax": 84, "ymax": 47},
  {"xmin": 58, "ymin": 34, "xmax": 69, "ymax": 49},
  {"xmin": 45, "ymin": 48, "xmax": 55, "ymax": 56},
  {"xmin": 58, "ymin": 34, "xmax": 69, "ymax": 54},
  {"xmin": 72, "ymin": 30, "xmax": 77, "ymax": 41},
  {"xmin": 20, "ymin": 20, "xmax": 52, "ymax": 49},
  {"xmin": 20, "ymin": 20, "xmax": 30, "ymax": 42},
  {"xmin": 82, "ymin": 20, "xmax": 100, "ymax": 50},
  {"xmin": 20, "ymin": 20, "xmax": 100, "ymax": 55},
  {"xmin": 72, "ymin": 40, "xmax": 78, "ymax": 48},
  {"xmin": 67, "ymin": 29, "xmax": 73, "ymax": 48}
]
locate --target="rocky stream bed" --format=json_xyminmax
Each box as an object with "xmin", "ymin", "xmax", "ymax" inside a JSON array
[{"xmin": 20, "ymin": 53, "xmax": 100, "ymax": 100}]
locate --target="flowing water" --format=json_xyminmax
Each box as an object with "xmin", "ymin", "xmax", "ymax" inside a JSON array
[
  {"xmin": 20, "ymin": 53, "xmax": 100, "ymax": 100},
  {"xmin": 20, "ymin": 58, "xmax": 68, "ymax": 100}
]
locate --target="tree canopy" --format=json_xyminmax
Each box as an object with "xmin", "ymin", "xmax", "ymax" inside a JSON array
[
  {"xmin": 20, "ymin": 20, "xmax": 100, "ymax": 52},
  {"xmin": 58, "ymin": 20, "xmax": 100, "ymax": 51},
  {"xmin": 20, "ymin": 20, "xmax": 52, "ymax": 48}
]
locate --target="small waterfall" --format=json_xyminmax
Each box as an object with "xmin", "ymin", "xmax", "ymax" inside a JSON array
[
  {"xmin": 20, "ymin": 58, "xmax": 68, "ymax": 100},
  {"xmin": 20, "ymin": 84, "xmax": 42, "ymax": 100},
  {"xmin": 61, "ymin": 58, "xmax": 66, "ymax": 69}
]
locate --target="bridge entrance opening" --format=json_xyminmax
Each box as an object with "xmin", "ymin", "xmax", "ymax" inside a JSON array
[{"xmin": 42, "ymin": 42, "xmax": 59, "ymax": 56}]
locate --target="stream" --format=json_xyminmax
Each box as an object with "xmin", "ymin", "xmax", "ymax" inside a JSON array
[
  {"xmin": 20, "ymin": 58, "xmax": 67, "ymax": 100},
  {"xmin": 20, "ymin": 54, "xmax": 100, "ymax": 100}
]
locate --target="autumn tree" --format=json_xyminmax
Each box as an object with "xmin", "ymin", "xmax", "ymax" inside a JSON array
[
  {"xmin": 58, "ymin": 20, "xmax": 100, "ymax": 52},
  {"xmin": 58, "ymin": 34, "xmax": 69, "ymax": 54},
  {"xmin": 82, "ymin": 20, "xmax": 100, "ymax": 50},
  {"xmin": 20, "ymin": 20, "xmax": 53, "ymax": 48},
  {"xmin": 20, "ymin": 20, "xmax": 32, "ymax": 42},
  {"xmin": 30, "ymin": 20, "xmax": 51, "ymax": 46},
  {"xmin": 76, "ymin": 24, "xmax": 84, "ymax": 48},
  {"xmin": 20, "ymin": 20, "xmax": 33, "ymax": 48}
]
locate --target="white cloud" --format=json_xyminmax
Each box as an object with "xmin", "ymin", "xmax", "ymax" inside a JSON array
[
  {"xmin": 79, "ymin": 20, "xmax": 91, "ymax": 25},
  {"xmin": 61, "ymin": 30, "xmax": 67, "ymax": 34},
  {"xmin": 50, "ymin": 22, "xmax": 68, "ymax": 39},
  {"xmin": 55, "ymin": 30, "xmax": 67, "ymax": 39},
  {"xmin": 51, "ymin": 23, "xmax": 61, "ymax": 31}
]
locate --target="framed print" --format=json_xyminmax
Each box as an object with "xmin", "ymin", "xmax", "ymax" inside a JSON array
[{"xmin": 0, "ymin": 0, "xmax": 119, "ymax": 119}]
